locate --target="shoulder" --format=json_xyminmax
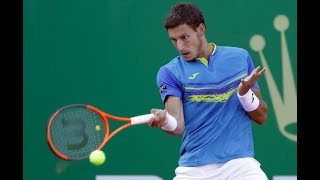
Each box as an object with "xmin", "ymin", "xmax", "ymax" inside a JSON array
[
  {"xmin": 158, "ymin": 55, "xmax": 181, "ymax": 72},
  {"xmin": 156, "ymin": 55, "xmax": 183, "ymax": 81}
]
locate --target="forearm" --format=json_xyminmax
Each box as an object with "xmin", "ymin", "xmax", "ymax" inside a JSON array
[
  {"xmin": 247, "ymin": 98, "xmax": 268, "ymax": 125},
  {"xmin": 238, "ymin": 88, "xmax": 268, "ymax": 125},
  {"xmin": 148, "ymin": 96, "xmax": 185, "ymax": 135},
  {"xmin": 163, "ymin": 96, "xmax": 185, "ymax": 136}
]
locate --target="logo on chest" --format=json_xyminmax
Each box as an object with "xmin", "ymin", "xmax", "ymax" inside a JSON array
[{"xmin": 188, "ymin": 72, "xmax": 200, "ymax": 80}]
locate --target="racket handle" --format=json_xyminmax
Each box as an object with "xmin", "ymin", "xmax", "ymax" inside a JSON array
[{"xmin": 130, "ymin": 114, "xmax": 155, "ymax": 125}]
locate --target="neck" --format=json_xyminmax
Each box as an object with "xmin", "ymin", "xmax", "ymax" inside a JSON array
[{"xmin": 199, "ymin": 41, "xmax": 214, "ymax": 60}]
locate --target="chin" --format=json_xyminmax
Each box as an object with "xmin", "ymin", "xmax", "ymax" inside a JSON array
[{"xmin": 183, "ymin": 55, "xmax": 195, "ymax": 61}]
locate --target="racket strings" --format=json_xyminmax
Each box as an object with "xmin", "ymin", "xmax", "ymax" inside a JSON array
[{"xmin": 49, "ymin": 106, "xmax": 107, "ymax": 160}]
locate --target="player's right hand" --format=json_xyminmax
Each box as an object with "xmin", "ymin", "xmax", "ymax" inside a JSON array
[{"xmin": 147, "ymin": 109, "xmax": 168, "ymax": 128}]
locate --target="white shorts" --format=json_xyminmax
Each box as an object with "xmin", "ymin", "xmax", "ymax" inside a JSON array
[{"xmin": 173, "ymin": 157, "xmax": 268, "ymax": 180}]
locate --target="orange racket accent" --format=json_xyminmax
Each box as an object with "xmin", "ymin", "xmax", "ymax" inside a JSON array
[{"xmin": 86, "ymin": 105, "xmax": 132, "ymax": 150}]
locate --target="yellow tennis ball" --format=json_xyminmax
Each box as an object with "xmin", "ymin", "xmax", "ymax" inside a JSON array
[
  {"xmin": 95, "ymin": 125, "xmax": 101, "ymax": 131},
  {"xmin": 89, "ymin": 150, "xmax": 106, "ymax": 166}
]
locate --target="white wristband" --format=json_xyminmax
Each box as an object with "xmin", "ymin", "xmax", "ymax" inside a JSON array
[
  {"xmin": 161, "ymin": 113, "xmax": 177, "ymax": 131},
  {"xmin": 237, "ymin": 89, "xmax": 260, "ymax": 112}
]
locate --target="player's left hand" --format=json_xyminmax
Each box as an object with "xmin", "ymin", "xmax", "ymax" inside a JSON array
[{"xmin": 238, "ymin": 66, "xmax": 266, "ymax": 95}]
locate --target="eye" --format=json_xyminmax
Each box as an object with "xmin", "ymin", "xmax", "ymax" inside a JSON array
[{"xmin": 182, "ymin": 35, "xmax": 189, "ymax": 41}]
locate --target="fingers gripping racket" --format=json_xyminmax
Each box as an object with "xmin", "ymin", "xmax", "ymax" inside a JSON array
[{"xmin": 46, "ymin": 104, "xmax": 153, "ymax": 161}]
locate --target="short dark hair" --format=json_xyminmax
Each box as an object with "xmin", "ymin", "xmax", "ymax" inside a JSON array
[{"xmin": 163, "ymin": 2, "xmax": 205, "ymax": 31}]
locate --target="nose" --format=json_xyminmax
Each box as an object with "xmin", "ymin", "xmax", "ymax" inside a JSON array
[{"xmin": 176, "ymin": 40, "xmax": 185, "ymax": 53}]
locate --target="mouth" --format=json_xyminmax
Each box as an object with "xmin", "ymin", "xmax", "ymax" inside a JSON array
[{"xmin": 182, "ymin": 52, "xmax": 190, "ymax": 57}]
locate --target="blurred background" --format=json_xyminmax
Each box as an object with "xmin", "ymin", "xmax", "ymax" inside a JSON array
[{"xmin": 23, "ymin": 0, "xmax": 297, "ymax": 179}]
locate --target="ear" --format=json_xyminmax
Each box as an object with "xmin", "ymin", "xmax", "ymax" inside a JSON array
[{"xmin": 197, "ymin": 23, "xmax": 206, "ymax": 36}]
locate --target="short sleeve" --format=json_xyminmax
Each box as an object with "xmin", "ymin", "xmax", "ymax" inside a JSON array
[{"xmin": 156, "ymin": 66, "xmax": 183, "ymax": 103}]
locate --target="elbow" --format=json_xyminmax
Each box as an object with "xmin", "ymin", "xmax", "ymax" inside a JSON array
[
  {"xmin": 254, "ymin": 108, "xmax": 268, "ymax": 125},
  {"xmin": 255, "ymin": 114, "xmax": 267, "ymax": 125}
]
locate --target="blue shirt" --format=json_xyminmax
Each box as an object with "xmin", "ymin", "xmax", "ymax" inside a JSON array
[{"xmin": 156, "ymin": 44, "xmax": 259, "ymax": 166}]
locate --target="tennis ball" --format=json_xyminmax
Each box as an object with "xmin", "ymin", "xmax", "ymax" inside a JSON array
[
  {"xmin": 95, "ymin": 125, "xmax": 101, "ymax": 131},
  {"xmin": 89, "ymin": 150, "xmax": 106, "ymax": 166}
]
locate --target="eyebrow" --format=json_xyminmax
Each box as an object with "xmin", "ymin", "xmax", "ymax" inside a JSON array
[{"xmin": 170, "ymin": 33, "xmax": 189, "ymax": 40}]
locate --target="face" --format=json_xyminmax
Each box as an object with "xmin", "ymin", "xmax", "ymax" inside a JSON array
[{"xmin": 167, "ymin": 24, "xmax": 204, "ymax": 61}]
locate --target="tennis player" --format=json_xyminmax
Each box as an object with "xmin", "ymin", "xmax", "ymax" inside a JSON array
[{"xmin": 147, "ymin": 2, "xmax": 269, "ymax": 180}]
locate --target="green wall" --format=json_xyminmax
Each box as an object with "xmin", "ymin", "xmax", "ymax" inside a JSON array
[{"xmin": 23, "ymin": 0, "xmax": 297, "ymax": 179}]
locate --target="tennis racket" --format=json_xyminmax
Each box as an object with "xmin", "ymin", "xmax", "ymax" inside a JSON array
[{"xmin": 46, "ymin": 104, "xmax": 154, "ymax": 161}]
